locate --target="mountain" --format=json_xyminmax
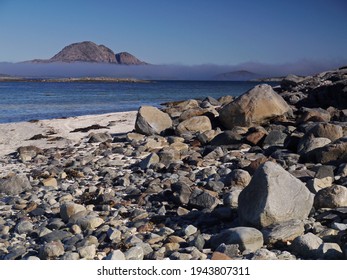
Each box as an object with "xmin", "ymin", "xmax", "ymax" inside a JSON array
[
  {"xmin": 29, "ymin": 41, "xmax": 146, "ymax": 65},
  {"xmin": 214, "ymin": 70, "xmax": 259, "ymax": 81}
]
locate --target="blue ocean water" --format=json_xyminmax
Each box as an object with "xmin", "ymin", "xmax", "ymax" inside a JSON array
[{"xmin": 0, "ymin": 81, "xmax": 276, "ymax": 123}]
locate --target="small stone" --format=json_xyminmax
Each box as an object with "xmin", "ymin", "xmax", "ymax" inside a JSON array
[
  {"xmin": 164, "ymin": 243, "xmax": 180, "ymax": 252},
  {"xmin": 60, "ymin": 202, "xmax": 86, "ymax": 222},
  {"xmin": 42, "ymin": 177, "xmax": 58, "ymax": 188},
  {"xmin": 291, "ymin": 233, "xmax": 323, "ymax": 259},
  {"xmin": 139, "ymin": 153, "xmax": 160, "ymax": 170},
  {"xmin": 107, "ymin": 228, "xmax": 122, "ymax": 242},
  {"xmin": 319, "ymin": 243, "xmax": 343, "ymax": 260},
  {"xmin": 15, "ymin": 220, "xmax": 33, "ymax": 235},
  {"xmin": 262, "ymin": 220, "xmax": 305, "ymax": 245},
  {"xmin": 223, "ymin": 188, "xmax": 243, "ymax": 209},
  {"xmin": 61, "ymin": 252, "xmax": 80, "ymax": 260},
  {"xmin": 215, "ymin": 243, "xmax": 239, "ymax": 258},
  {"xmin": 251, "ymin": 248, "xmax": 277, "ymax": 260},
  {"xmin": 105, "ymin": 250, "xmax": 126, "ymax": 260},
  {"xmin": 184, "ymin": 225, "xmax": 198, "ymax": 236},
  {"xmin": 211, "ymin": 252, "xmax": 232, "ymax": 260},
  {"xmin": 78, "ymin": 244, "xmax": 96, "ymax": 259},
  {"xmin": 189, "ymin": 189, "xmax": 221, "ymax": 210},
  {"xmin": 39, "ymin": 241, "xmax": 65, "ymax": 260},
  {"xmin": 125, "ymin": 245, "xmax": 144, "ymax": 260},
  {"xmin": 210, "ymin": 227, "xmax": 264, "ymax": 252}
]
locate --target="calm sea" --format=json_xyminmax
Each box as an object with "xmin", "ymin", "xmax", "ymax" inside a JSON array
[{"xmin": 0, "ymin": 81, "xmax": 276, "ymax": 123}]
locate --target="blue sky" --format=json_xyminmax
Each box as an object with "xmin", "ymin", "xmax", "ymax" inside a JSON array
[{"xmin": 0, "ymin": 0, "xmax": 346, "ymax": 65}]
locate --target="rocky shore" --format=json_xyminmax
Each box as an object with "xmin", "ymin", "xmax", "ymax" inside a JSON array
[{"xmin": 0, "ymin": 66, "xmax": 347, "ymax": 260}]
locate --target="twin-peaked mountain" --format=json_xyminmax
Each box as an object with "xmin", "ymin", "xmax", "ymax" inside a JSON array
[{"xmin": 29, "ymin": 41, "xmax": 146, "ymax": 65}]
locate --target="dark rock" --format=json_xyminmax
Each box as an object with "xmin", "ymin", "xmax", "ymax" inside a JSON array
[
  {"xmin": 291, "ymin": 233, "xmax": 323, "ymax": 259},
  {"xmin": 281, "ymin": 74, "xmax": 305, "ymax": 90},
  {"xmin": 189, "ymin": 188, "xmax": 221, "ymax": 210},
  {"xmin": 306, "ymin": 138, "xmax": 347, "ymax": 164},
  {"xmin": 262, "ymin": 130, "xmax": 287, "ymax": 147},
  {"xmin": 209, "ymin": 130, "xmax": 242, "ymax": 146},
  {"xmin": 139, "ymin": 153, "xmax": 160, "ymax": 170},
  {"xmin": 238, "ymin": 161, "xmax": 314, "ymax": 228},
  {"xmin": 297, "ymin": 107, "xmax": 331, "ymax": 123},
  {"xmin": 41, "ymin": 230, "xmax": 73, "ymax": 243}
]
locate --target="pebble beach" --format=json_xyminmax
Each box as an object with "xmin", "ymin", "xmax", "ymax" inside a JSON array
[{"xmin": 0, "ymin": 66, "xmax": 347, "ymax": 260}]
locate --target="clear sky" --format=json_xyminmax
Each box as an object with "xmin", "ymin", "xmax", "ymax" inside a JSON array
[{"xmin": 0, "ymin": 0, "xmax": 346, "ymax": 65}]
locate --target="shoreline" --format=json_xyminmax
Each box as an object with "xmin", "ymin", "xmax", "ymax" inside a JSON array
[{"xmin": 0, "ymin": 111, "xmax": 137, "ymax": 157}]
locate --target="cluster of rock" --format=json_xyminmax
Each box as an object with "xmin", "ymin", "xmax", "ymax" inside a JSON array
[{"xmin": 0, "ymin": 66, "xmax": 347, "ymax": 260}]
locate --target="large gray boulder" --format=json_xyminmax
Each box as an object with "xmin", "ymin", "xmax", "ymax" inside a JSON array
[
  {"xmin": 238, "ymin": 161, "xmax": 314, "ymax": 228},
  {"xmin": 219, "ymin": 84, "xmax": 292, "ymax": 129},
  {"xmin": 135, "ymin": 106, "xmax": 172, "ymax": 135}
]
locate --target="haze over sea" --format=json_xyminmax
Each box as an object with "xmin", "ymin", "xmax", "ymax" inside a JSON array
[{"xmin": 0, "ymin": 80, "xmax": 273, "ymax": 123}]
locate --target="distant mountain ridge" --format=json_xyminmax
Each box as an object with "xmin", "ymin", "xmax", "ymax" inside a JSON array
[
  {"xmin": 29, "ymin": 41, "xmax": 146, "ymax": 65},
  {"xmin": 214, "ymin": 70, "xmax": 260, "ymax": 81}
]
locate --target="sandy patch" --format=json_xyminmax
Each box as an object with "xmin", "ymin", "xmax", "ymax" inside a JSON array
[{"xmin": 0, "ymin": 111, "xmax": 137, "ymax": 157}]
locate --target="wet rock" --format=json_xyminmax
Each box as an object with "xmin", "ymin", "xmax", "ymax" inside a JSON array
[
  {"xmin": 238, "ymin": 161, "xmax": 314, "ymax": 228},
  {"xmin": 219, "ymin": 84, "xmax": 292, "ymax": 129},
  {"xmin": 0, "ymin": 174, "xmax": 32, "ymax": 195},
  {"xmin": 210, "ymin": 227, "xmax": 264, "ymax": 252},
  {"xmin": 135, "ymin": 106, "xmax": 172, "ymax": 135}
]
